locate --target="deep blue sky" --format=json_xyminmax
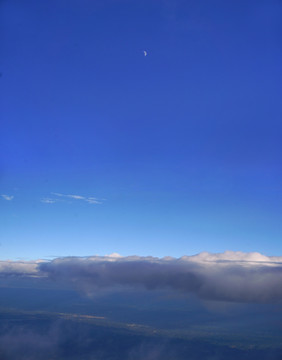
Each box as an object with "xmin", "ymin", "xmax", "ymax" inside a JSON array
[{"xmin": 1, "ymin": 0, "xmax": 282, "ymax": 260}]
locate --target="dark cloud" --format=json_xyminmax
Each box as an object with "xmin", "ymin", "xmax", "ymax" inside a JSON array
[
  {"xmin": 1, "ymin": 252, "xmax": 282, "ymax": 304},
  {"xmin": 36, "ymin": 252, "xmax": 282, "ymax": 304}
]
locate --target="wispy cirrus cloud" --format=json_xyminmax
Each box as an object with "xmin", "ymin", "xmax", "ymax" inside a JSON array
[
  {"xmin": 40, "ymin": 198, "xmax": 58, "ymax": 204},
  {"xmin": 52, "ymin": 192, "xmax": 102, "ymax": 204},
  {"xmin": 1, "ymin": 194, "xmax": 14, "ymax": 201},
  {"xmin": 41, "ymin": 193, "xmax": 103, "ymax": 205}
]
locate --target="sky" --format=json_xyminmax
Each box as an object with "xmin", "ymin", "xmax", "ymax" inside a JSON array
[{"xmin": 1, "ymin": 0, "xmax": 282, "ymax": 260}]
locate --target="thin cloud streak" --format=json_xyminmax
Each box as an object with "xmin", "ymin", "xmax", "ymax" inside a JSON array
[
  {"xmin": 1, "ymin": 194, "xmax": 14, "ymax": 201},
  {"xmin": 41, "ymin": 198, "xmax": 58, "ymax": 204},
  {"xmin": 41, "ymin": 193, "xmax": 103, "ymax": 204}
]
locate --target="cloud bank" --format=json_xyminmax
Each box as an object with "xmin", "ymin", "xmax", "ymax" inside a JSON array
[{"xmin": 1, "ymin": 252, "xmax": 282, "ymax": 304}]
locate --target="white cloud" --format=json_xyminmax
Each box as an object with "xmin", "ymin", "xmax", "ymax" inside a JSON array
[
  {"xmin": 85, "ymin": 197, "xmax": 102, "ymax": 204},
  {"xmin": 40, "ymin": 198, "xmax": 58, "ymax": 204},
  {"xmin": 0, "ymin": 260, "xmax": 42, "ymax": 276},
  {"xmin": 1, "ymin": 194, "xmax": 14, "ymax": 201},
  {"xmin": 49, "ymin": 193, "xmax": 103, "ymax": 204},
  {"xmin": 66, "ymin": 195, "xmax": 85, "ymax": 200},
  {"xmin": 182, "ymin": 251, "xmax": 275, "ymax": 263}
]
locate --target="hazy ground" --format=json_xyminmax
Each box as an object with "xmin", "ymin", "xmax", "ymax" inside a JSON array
[{"xmin": 0, "ymin": 286, "xmax": 281, "ymax": 360}]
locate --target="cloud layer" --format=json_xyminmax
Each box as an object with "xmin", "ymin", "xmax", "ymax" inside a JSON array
[
  {"xmin": 1, "ymin": 252, "xmax": 282, "ymax": 304},
  {"xmin": 0, "ymin": 260, "xmax": 43, "ymax": 277}
]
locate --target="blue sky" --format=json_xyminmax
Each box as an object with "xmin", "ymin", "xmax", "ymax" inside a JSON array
[{"xmin": 1, "ymin": 0, "xmax": 282, "ymax": 260}]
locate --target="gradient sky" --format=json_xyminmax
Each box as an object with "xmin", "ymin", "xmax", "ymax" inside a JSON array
[{"xmin": 1, "ymin": 0, "xmax": 282, "ymax": 260}]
